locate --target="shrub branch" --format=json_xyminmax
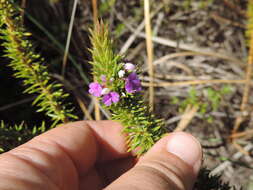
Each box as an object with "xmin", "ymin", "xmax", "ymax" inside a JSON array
[{"xmin": 0, "ymin": 0, "xmax": 77, "ymax": 126}]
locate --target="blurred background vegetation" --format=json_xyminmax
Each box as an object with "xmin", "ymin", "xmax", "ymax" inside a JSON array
[{"xmin": 0, "ymin": 0, "xmax": 253, "ymax": 189}]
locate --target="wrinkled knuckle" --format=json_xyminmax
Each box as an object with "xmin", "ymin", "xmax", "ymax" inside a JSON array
[
  {"xmin": 137, "ymin": 159, "xmax": 187, "ymax": 190},
  {"xmin": 0, "ymin": 152, "xmax": 60, "ymax": 190}
]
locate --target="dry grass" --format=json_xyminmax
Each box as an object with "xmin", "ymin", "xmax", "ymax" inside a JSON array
[
  {"xmin": 21, "ymin": 0, "xmax": 26, "ymax": 24},
  {"xmin": 174, "ymin": 105, "xmax": 198, "ymax": 132},
  {"xmin": 142, "ymin": 79, "xmax": 249, "ymax": 87},
  {"xmin": 91, "ymin": 0, "xmax": 101, "ymax": 120},
  {"xmin": 62, "ymin": 0, "xmax": 79, "ymax": 77},
  {"xmin": 230, "ymin": 15, "xmax": 253, "ymax": 156},
  {"xmin": 144, "ymin": 0, "xmax": 155, "ymax": 111}
]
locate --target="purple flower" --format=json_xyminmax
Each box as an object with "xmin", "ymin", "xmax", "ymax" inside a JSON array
[
  {"xmin": 88, "ymin": 82, "xmax": 102, "ymax": 97},
  {"xmin": 103, "ymin": 92, "xmax": 120, "ymax": 106},
  {"xmin": 125, "ymin": 73, "xmax": 142, "ymax": 93}
]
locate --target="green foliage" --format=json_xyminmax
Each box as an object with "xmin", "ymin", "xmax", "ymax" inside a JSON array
[
  {"xmin": 113, "ymin": 23, "xmax": 126, "ymax": 38},
  {"xmin": 111, "ymin": 96, "xmax": 166, "ymax": 155},
  {"xmin": 199, "ymin": 0, "xmax": 214, "ymax": 9},
  {"xmin": 0, "ymin": 120, "xmax": 46, "ymax": 153},
  {"xmin": 0, "ymin": 0, "xmax": 77, "ymax": 126},
  {"xmin": 89, "ymin": 22, "xmax": 123, "ymax": 84},
  {"xmin": 183, "ymin": 0, "xmax": 192, "ymax": 10},
  {"xmin": 99, "ymin": 0, "xmax": 116, "ymax": 16},
  {"xmin": 206, "ymin": 86, "xmax": 231, "ymax": 111},
  {"xmin": 89, "ymin": 22, "xmax": 166, "ymax": 156},
  {"xmin": 182, "ymin": 0, "xmax": 214, "ymax": 10},
  {"xmin": 172, "ymin": 86, "xmax": 232, "ymax": 122}
]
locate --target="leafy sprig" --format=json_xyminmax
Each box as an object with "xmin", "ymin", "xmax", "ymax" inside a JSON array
[
  {"xmin": 172, "ymin": 86, "xmax": 232, "ymax": 123},
  {"xmin": 0, "ymin": 0, "xmax": 77, "ymax": 126},
  {"xmin": 89, "ymin": 22, "xmax": 166, "ymax": 155}
]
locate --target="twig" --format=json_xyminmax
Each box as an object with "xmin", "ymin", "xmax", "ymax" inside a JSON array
[
  {"xmin": 76, "ymin": 97, "xmax": 93, "ymax": 120},
  {"xmin": 126, "ymin": 42, "xmax": 145, "ymax": 61},
  {"xmin": 91, "ymin": 0, "xmax": 100, "ymax": 120},
  {"xmin": 62, "ymin": 0, "xmax": 79, "ymax": 76},
  {"xmin": 93, "ymin": 97, "xmax": 101, "ymax": 120},
  {"xmin": 211, "ymin": 12, "xmax": 245, "ymax": 29},
  {"xmin": 153, "ymin": 12, "xmax": 164, "ymax": 36},
  {"xmin": 233, "ymin": 27, "xmax": 253, "ymax": 134},
  {"xmin": 144, "ymin": 0, "xmax": 154, "ymax": 111},
  {"xmin": 230, "ymin": 129, "xmax": 253, "ymax": 139},
  {"xmin": 142, "ymin": 79, "xmax": 249, "ymax": 87},
  {"xmin": 0, "ymin": 97, "xmax": 34, "ymax": 112},
  {"xmin": 135, "ymin": 33, "xmax": 243, "ymax": 65},
  {"xmin": 166, "ymin": 115, "xmax": 182, "ymax": 125},
  {"xmin": 174, "ymin": 105, "xmax": 199, "ymax": 132},
  {"xmin": 153, "ymin": 74, "xmax": 208, "ymax": 81},
  {"xmin": 232, "ymin": 141, "xmax": 250, "ymax": 156},
  {"xmin": 152, "ymin": 51, "xmax": 243, "ymax": 69},
  {"xmin": 92, "ymin": 0, "xmax": 98, "ymax": 23},
  {"xmin": 118, "ymin": 4, "xmax": 163, "ymax": 54},
  {"xmin": 147, "ymin": 59, "xmax": 194, "ymax": 74},
  {"xmin": 21, "ymin": 0, "xmax": 26, "ymax": 24}
]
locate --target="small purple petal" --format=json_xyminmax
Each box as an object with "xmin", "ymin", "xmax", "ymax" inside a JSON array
[
  {"xmin": 110, "ymin": 92, "xmax": 120, "ymax": 103},
  {"xmin": 102, "ymin": 92, "xmax": 120, "ymax": 106},
  {"xmin": 125, "ymin": 80, "xmax": 133, "ymax": 93},
  {"xmin": 88, "ymin": 82, "xmax": 102, "ymax": 97},
  {"xmin": 125, "ymin": 73, "xmax": 142, "ymax": 93},
  {"xmin": 103, "ymin": 94, "xmax": 112, "ymax": 106}
]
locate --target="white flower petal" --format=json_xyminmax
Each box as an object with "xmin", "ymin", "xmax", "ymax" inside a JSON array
[
  {"xmin": 101, "ymin": 88, "xmax": 110, "ymax": 95},
  {"xmin": 118, "ymin": 70, "xmax": 125, "ymax": 78}
]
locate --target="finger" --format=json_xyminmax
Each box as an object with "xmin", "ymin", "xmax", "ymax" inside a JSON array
[
  {"xmin": 0, "ymin": 121, "xmax": 130, "ymax": 190},
  {"xmin": 105, "ymin": 132, "xmax": 202, "ymax": 190},
  {"xmin": 96, "ymin": 156, "xmax": 136, "ymax": 184},
  {"xmin": 80, "ymin": 156, "xmax": 136, "ymax": 189},
  {"xmin": 85, "ymin": 120, "xmax": 130, "ymax": 162},
  {"xmin": 29, "ymin": 121, "xmax": 129, "ymax": 173}
]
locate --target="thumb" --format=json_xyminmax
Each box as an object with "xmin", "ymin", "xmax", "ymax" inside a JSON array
[{"xmin": 105, "ymin": 132, "xmax": 202, "ymax": 190}]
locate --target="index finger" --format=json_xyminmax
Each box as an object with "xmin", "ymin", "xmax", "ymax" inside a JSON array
[{"xmin": 10, "ymin": 121, "xmax": 130, "ymax": 175}]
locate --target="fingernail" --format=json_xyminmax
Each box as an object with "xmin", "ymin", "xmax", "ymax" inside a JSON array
[{"xmin": 166, "ymin": 132, "xmax": 202, "ymax": 174}]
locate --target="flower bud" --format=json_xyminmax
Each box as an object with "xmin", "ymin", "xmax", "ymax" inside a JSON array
[
  {"xmin": 100, "ymin": 75, "xmax": 106, "ymax": 82},
  {"xmin": 101, "ymin": 88, "xmax": 110, "ymax": 95},
  {"xmin": 124, "ymin": 63, "xmax": 135, "ymax": 71},
  {"xmin": 118, "ymin": 70, "xmax": 125, "ymax": 78}
]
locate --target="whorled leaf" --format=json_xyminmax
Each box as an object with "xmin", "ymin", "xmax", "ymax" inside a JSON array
[{"xmin": 0, "ymin": 0, "xmax": 77, "ymax": 126}]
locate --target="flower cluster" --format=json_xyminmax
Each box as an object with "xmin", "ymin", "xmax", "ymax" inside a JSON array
[{"xmin": 88, "ymin": 62, "xmax": 142, "ymax": 106}]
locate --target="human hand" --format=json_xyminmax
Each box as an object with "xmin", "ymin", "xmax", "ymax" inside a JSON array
[{"xmin": 0, "ymin": 121, "xmax": 202, "ymax": 190}]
